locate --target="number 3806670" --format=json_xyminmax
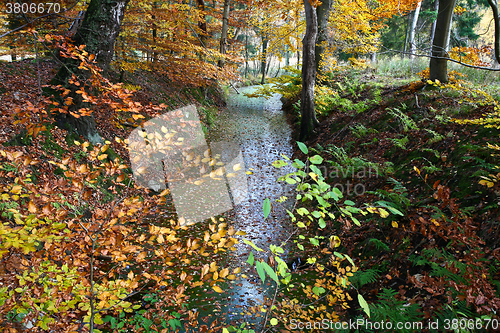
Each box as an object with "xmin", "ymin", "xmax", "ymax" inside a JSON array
[{"xmin": 6, "ymin": 2, "xmax": 61, "ymax": 14}]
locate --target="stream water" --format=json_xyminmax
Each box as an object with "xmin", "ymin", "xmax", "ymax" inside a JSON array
[{"xmin": 188, "ymin": 86, "xmax": 296, "ymax": 330}]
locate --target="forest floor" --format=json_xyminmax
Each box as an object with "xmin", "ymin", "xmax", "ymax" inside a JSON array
[
  {"xmin": 281, "ymin": 68, "xmax": 500, "ymax": 326},
  {"xmin": 0, "ymin": 59, "xmax": 225, "ymax": 164}
]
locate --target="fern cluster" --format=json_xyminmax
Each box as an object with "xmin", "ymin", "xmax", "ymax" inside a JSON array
[{"xmin": 350, "ymin": 268, "xmax": 380, "ymax": 288}]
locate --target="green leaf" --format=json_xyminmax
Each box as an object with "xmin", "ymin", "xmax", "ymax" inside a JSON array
[
  {"xmin": 309, "ymin": 155, "xmax": 324, "ymax": 164},
  {"xmin": 344, "ymin": 200, "xmax": 355, "ymax": 206},
  {"xmin": 297, "ymin": 221, "xmax": 306, "ymax": 228},
  {"xmin": 333, "ymin": 187, "xmax": 343, "ymax": 198},
  {"xmin": 297, "ymin": 141, "xmax": 308, "ymax": 154},
  {"xmin": 263, "ymin": 198, "xmax": 271, "ymax": 219},
  {"xmin": 317, "ymin": 196, "xmax": 331, "ymax": 208},
  {"xmin": 285, "ymin": 177, "xmax": 297, "ymax": 184},
  {"xmin": 352, "ymin": 217, "xmax": 361, "ymax": 226},
  {"xmin": 255, "ymin": 261, "xmax": 266, "ymax": 283},
  {"xmin": 333, "ymin": 251, "xmax": 344, "ymax": 259},
  {"xmin": 311, "ymin": 211, "xmax": 322, "ymax": 218},
  {"xmin": 270, "ymin": 318, "xmax": 278, "ymax": 326},
  {"xmin": 376, "ymin": 201, "xmax": 404, "ymax": 216},
  {"xmin": 244, "ymin": 239, "xmax": 264, "ymax": 252},
  {"xmin": 297, "ymin": 243, "xmax": 304, "ymax": 250},
  {"xmin": 312, "ymin": 286, "xmax": 326, "ymax": 295},
  {"xmin": 272, "ymin": 160, "xmax": 288, "ymax": 168},
  {"xmin": 296, "ymin": 207, "xmax": 309, "ymax": 216},
  {"xmin": 262, "ymin": 262, "xmax": 279, "ymax": 284},
  {"xmin": 309, "ymin": 237, "xmax": 319, "ymax": 246},
  {"xmin": 247, "ymin": 252, "xmax": 255, "ymax": 265},
  {"xmin": 344, "ymin": 254, "xmax": 356, "ymax": 267},
  {"xmin": 309, "ymin": 165, "xmax": 323, "ymax": 178},
  {"xmin": 318, "ymin": 218, "xmax": 326, "ymax": 229},
  {"xmin": 293, "ymin": 159, "xmax": 305, "ymax": 168},
  {"xmin": 270, "ymin": 244, "xmax": 284, "ymax": 254},
  {"xmin": 358, "ymin": 294, "xmax": 370, "ymax": 318}
]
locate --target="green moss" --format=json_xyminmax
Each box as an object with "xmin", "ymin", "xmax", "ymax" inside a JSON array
[{"xmin": 3, "ymin": 129, "xmax": 32, "ymax": 147}]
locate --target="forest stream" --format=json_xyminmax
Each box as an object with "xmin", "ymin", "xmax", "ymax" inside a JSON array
[{"xmin": 185, "ymin": 86, "xmax": 296, "ymax": 330}]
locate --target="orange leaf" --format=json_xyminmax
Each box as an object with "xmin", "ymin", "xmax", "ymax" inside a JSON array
[{"xmin": 28, "ymin": 201, "xmax": 37, "ymax": 213}]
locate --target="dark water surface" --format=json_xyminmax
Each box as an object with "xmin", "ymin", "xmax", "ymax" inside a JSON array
[{"xmin": 187, "ymin": 87, "xmax": 296, "ymax": 331}]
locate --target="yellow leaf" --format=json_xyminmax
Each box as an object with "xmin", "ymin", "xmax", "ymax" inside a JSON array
[
  {"xmin": 235, "ymin": 231, "xmax": 246, "ymax": 236},
  {"xmin": 392, "ymin": 221, "xmax": 398, "ymax": 228},
  {"xmin": 378, "ymin": 208, "xmax": 390, "ymax": 218},
  {"xmin": 159, "ymin": 189, "xmax": 170, "ymax": 196},
  {"xmin": 212, "ymin": 285, "xmax": 223, "ymax": 293},
  {"xmin": 98, "ymin": 154, "xmax": 108, "ymax": 160},
  {"xmin": 219, "ymin": 268, "xmax": 229, "ymax": 278},
  {"xmin": 329, "ymin": 235, "xmax": 341, "ymax": 248},
  {"xmin": 201, "ymin": 264, "xmax": 209, "ymax": 277},
  {"xmin": 192, "ymin": 281, "xmax": 204, "ymax": 287},
  {"xmin": 157, "ymin": 234, "xmax": 165, "ymax": 244},
  {"xmin": 11, "ymin": 185, "xmax": 22, "ymax": 194},
  {"xmin": 209, "ymin": 261, "xmax": 218, "ymax": 272},
  {"xmin": 233, "ymin": 164, "xmax": 242, "ymax": 171},
  {"xmin": 413, "ymin": 166, "xmax": 420, "ymax": 175}
]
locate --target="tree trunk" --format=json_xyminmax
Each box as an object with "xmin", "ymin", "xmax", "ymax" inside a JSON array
[
  {"xmin": 244, "ymin": 34, "xmax": 249, "ymax": 78},
  {"xmin": 285, "ymin": 46, "xmax": 290, "ymax": 67},
  {"xmin": 218, "ymin": 0, "xmax": 230, "ymax": 67},
  {"xmin": 260, "ymin": 37, "xmax": 268, "ymax": 84},
  {"xmin": 50, "ymin": 0, "xmax": 129, "ymax": 144},
  {"xmin": 445, "ymin": 11, "xmax": 454, "ymax": 51},
  {"xmin": 152, "ymin": 1, "xmax": 158, "ymax": 62},
  {"xmin": 408, "ymin": 0, "xmax": 422, "ymax": 59},
  {"xmin": 487, "ymin": 0, "xmax": 500, "ymax": 64},
  {"xmin": 299, "ymin": 0, "xmax": 319, "ymax": 141},
  {"xmin": 430, "ymin": 0, "xmax": 439, "ymax": 54},
  {"xmin": 315, "ymin": 0, "xmax": 332, "ymax": 78},
  {"xmin": 196, "ymin": 0, "xmax": 208, "ymax": 47},
  {"xmin": 429, "ymin": 0, "xmax": 456, "ymax": 82},
  {"xmin": 403, "ymin": 13, "xmax": 411, "ymax": 57}
]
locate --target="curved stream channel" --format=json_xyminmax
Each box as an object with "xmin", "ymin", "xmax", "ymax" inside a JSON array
[{"xmin": 185, "ymin": 86, "xmax": 296, "ymax": 330}]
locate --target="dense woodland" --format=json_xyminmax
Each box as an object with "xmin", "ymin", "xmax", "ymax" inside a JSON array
[{"xmin": 0, "ymin": 0, "xmax": 500, "ymax": 332}]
